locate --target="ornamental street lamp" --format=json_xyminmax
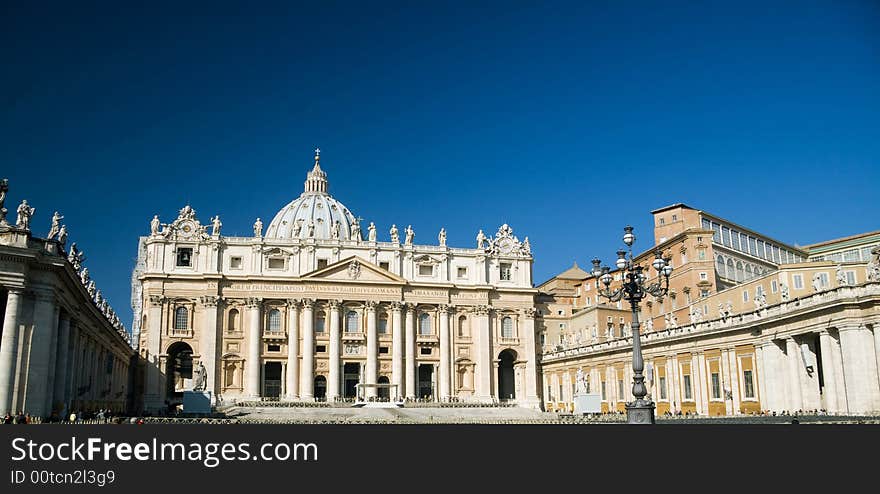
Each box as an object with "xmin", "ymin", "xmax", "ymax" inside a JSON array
[{"xmin": 592, "ymin": 225, "xmax": 672, "ymax": 424}]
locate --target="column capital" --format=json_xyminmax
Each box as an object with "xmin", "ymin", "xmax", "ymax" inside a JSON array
[
  {"xmin": 522, "ymin": 307, "xmax": 537, "ymax": 319},
  {"xmin": 286, "ymin": 298, "xmax": 303, "ymax": 309},
  {"xmin": 198, "ymin": 295, "xmax": 220, "ymax": 307},
  {"xmin": 148, "ymin": 295, "xmax": 165, "ymax": 307},
  {"xmin": 245, "ymin": 297, "xmax": 262, "ymax": 308},
  {"xmin": 329, "ymin": 299, "xmax": 343, "ymax": 310},
  {"xmin": 301, "ymin": 298, "xmax": 315, "ymax": 309},
  {"xmin": 474, "ymin": 305, "xmax": 490, "ymax": 316},
  {"xmin": 438, "ymin": 304, "xmax": 451, "ymax": 314},
  {"xmin": 390, "ymin": 301, "xmax": 403, "ymax": 311},
  {"xmin": 404, "ymin": 302, "xmax": 416, "ymax": 312},
  {"xmin": 364, "ymin": 300, "xmax": 378, "ymax": 311}
]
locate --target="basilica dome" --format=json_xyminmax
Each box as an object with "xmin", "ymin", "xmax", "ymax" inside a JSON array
[{"xmin": 264, "ymin": 150, "xmax": 360, "ymax": 240}]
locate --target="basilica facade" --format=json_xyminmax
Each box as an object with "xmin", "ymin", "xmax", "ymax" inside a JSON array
[{"xmin": 132, "ymin": 150, "xmax": 541, "ymax": 412}]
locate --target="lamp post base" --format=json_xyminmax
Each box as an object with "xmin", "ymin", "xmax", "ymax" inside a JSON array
[{"xmin": 626, "ymin": 400, "xmax": 656, "ymax": 424}]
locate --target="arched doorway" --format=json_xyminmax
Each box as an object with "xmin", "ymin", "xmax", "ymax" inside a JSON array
[
  {"xmin": 498, "ymin": 349, "xmax": 517, "ymax": 401},
  {"xmin": 166, "ymin": 342, "xmax": 194, "ymax": 403},
  {"xmin": 377, "ymin": 376, "xmax": 390, "ymax": 400},
  {"xmin": 314, "ymin": 376, "xmax": 327, "ymax": 400}
]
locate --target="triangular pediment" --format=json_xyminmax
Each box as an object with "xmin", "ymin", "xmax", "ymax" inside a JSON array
[{"xmin": 302, "ymin": 256, "xmax": 407, "ymax": 284}]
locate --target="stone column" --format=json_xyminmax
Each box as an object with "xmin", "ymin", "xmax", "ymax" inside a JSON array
[
  {"xmin": 830, "ymin": 331, "xmax": 848, "ymax": 412},
  {"xmin": 474, "ymin": 305, "xmax": 492, "ymax": 401},
  {"xmin": 144, "ymin": 295, "xmax": 164, "ymax": 411},
  {"xmin": 755, "ymin": 344, "xmax": 767, "ymax": 411},
  {"xmin": 0, "ymin": 289, "xmax": 23, "ymax": 414},
  {"xmin": 438, "ymin": 305, "xmax": 451, "ymax": 401},
  {"xmin": 328, "ymin": 300, "xmax": 341, "ymax": 401},
  {"xmin": 25, "ymin": 290, "xmax": 57, "ymax": 417},
  {"xmin": 405, "ymin": 304, "xmax": 416, "ymax": 399},
  {"xmin": 365, "ymin": 301, "xmax": 378, "ymax": 399},
  {"xmin": 285, "ymin": 299, "xmax": 301, "ymax": 400},
  {"xmin": 43, "ymin": 305, "xmax": 60, "ymax": 416},
  {"xmin": 53, "ymin": 313, "xmax": 71, "ymax": 415},
  {"xmin": 245, "ymin": 298, "xmax": 262, "ymax": 398},
  {"xmin": 65, "ymin": 324, "xmax": 80, "ymax": 411},
  {"xmin": 839, "ymin": 324, "xmax": 880, "ymax": 413},
  {"xmin": 522, "ymin": 308, "xmax": 540, "ymax": 408},
  {"xmin": 818, "ymin": 331, "xmax": 839, "ymax": 413},
  {"xmin": 199, "ymin": 296, "xmax": 219, "ymax": 398},
  {"xmin": 300, "ymin": 300, "xmax": 314, "ymax": 400},
  {"xmin": 691, "ymin": 353, "xmax": 703, "ymax": 415},
  {"xmin": 785, "ymin": 337, "xmax": 803, "ymax": 412},
  {"xmin": 728, "ymin": 348, "xmax": 741, "ymax": 414},
  {"xmin": 391, "ymin": 302, "xmax": 403, "ymax": 400}
]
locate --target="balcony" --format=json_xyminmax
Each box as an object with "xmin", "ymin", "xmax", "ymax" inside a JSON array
[
  {"xmin": 497, "ymin": 337, "xmax": 520, "ymax": 346},
  {"xmin": 262, "ymin": 330, "xmax": 286, "ymax": 340},
  {"xmin": 416, "ymin": 333, "xmax": 439, "ymax": 345},
  {"xmin": 342, "ymin": 331, "xmax": 365, "ymax": 342}
]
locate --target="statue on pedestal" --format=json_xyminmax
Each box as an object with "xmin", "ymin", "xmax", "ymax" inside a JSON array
[
  {"xmin": 368, "ymin": 222, "xmax": 377, "ymax": 242},
  {"xmin": 150, "ymin": 215, "xmax": 160, "ymax": 236},
  {"xmin": 253, "ymin": 218, "xmax": 263, "ymax": 237},
  {"xmin": 405, "ymin": 225, "xmax": 414, "ymax": 245},
  {"xmin": 80, "ymin": 267, "xmax": 90, "ymax": 285},
  {"xmin": 57, "ymin": 225, "xmax": 68, "ymax": 248},
  {"xmin": 868, "ymin": 247, "xmax": 880, "ymax": 282},
  {"xmin": 0, "ymin": 178, "xmax": 8, "ymax": 226},
  {"xmin": 15, "ymin": 200, "xmax": 35, "ymax": 230},
  {"xmin": 390, "ymin": 224, "xmax": 399, "ymax": 243},
  {"xmin": 438, "ymin": 228, "xmax": 446, "ymax": 247},
  {"xmin": 521, "ymin": 237, "xmax": 531, "ymax": 255},
  {"xmin": 307, "ymin": 220, "xmax": 315, "ymax": 238},
  {"xmin": 331, "ymin": 220, "xmax": 340, "ymax": 240},
  {"xmin": 211, "ymin": 215, "xmax": 222, "ymax": 236},
  {"xmin": 192, "ymin": 362, "xmax": 207, "ymax": 392},
  {"xmin": 292, "ymin": 219, "xmax": 303, "ymax": 238},
  {"xmin": 476, "ymin": 229, "xmax": 487, "ymax": 249},
  {"xmin": 351, "ymin": 217, "xmax": 362, "ymax": 241},
  {"xmin": 575, "ymin": 368, "xmax": 587, "ymax": 394},
  {"xmin": 48, "ymin": 211, "xmax": 63, "ymax": 239}
]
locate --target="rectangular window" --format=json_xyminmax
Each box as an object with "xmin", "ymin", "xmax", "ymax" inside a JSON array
[
  {"xmin": 700, "ymin": 272, "xmax": 708, "ymax": 280},
  {"xmin": 230, "ymin": 256, "xmax": 242, "ymax": 269},
  {"xmin": 267, "ymin": 344, "xmax": 281, "ymax": 352},
  {"xmin": 743, "ymin": 370, "xmax": 755, "ymax": 399},
  {"xmin": 420, "ymin": 347, "xmax": 432, "ymax": 356},
  {"xmin": 793, "ymin": 274, "xmax": 804, "ymax": 289},
  {"xmin": 845, "ymin": 271, "xmax": 856, "ymax": 285},
  {"xmin": 711, "ymin": 372, "xmax": 721, "ymax": 399},
  {"xmin": 316, "ymin": 345, "xmax": 326, "ymax": 353},
  {"xmin": 700, "ymin": 289, "xmax": 710, "ymax": 298},
  {"xmin": 315, "ymin": 318, "xmax": 325, "ymax": 333},
  {"xmin": 698, "ymin": 249, "xmax": 706, "ymax": 260},
  {"xmin": 749, "ymin": 237, "xmax": 757, "ymax": 256},
  {"xmin": 601, "ymin": 381, "xmax": 607, "ymax": 400},
  {"xmin": 618, "ymin": 380, "xmax": 624, "ymax": 400},
  {"xmin": 659, "ymin": 376, "xmax": 667, "ymax": 400},
  {"xmin": 500, "ymin": 263, "xmax": 512, "ymax": 281},
  {"xmin": 701, "ymin": 218, "xmax": 711, "ymax": 231},
  {"xmin": 671, "ymin": 214, "xmax": 678, "ymax": 222},
  {"xmin": 317, "ymin": 259, "xmax": 328, "ymax": 269},
  {"xmin": 722, "ymin": 227, "xmax": 731, "ymax": 246},
  {"xmin": 379, "ymin": 347, "xmax": 389, "ymax": 355},
  {"xmin": 683, "ymin": 375, "xmax": 693, "ymax": 400},
  {"xmin": 176, "ymin": 247, "xmax": 193, "ymax": 267},
  {"xmin": 819, "ymin": 272, "xmax": 829, "ymax": 288},
  {"xmin": 268, "ymin": 258, "xmax": 285, "ymax": 269},
  {"xmin": 418, "ymin": 264, "xmax": 433, "ymax": 276},
  {"xmin": 379, "ymin": 261, "xmax": 390, "ymax": 271},
  {"xmin": 758, "ymin": 240, "xmax": 766, "ymax": 259},
  {"xmin": 659, "ymin": 217, "xmax": 665, "ymax": 225},
  {"xmin": 743, "ymin": 290, "xmax": 749, "ymax": 302},
  {"xmin": 731, "ymin": 230, "xmax": 741, "ymax": 250},
  {"xmin": 457, "ymin": 267, "xmax": 467, "ymax": 279},
  {"xmin": 771, "ymin": 280, "xmax": 778, "ymax": 293}
]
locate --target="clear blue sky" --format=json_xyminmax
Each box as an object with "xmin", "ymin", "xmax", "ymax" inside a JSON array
[{"xmin": 1, "ymin": 1, "xmax": 878, "ymax": 331}]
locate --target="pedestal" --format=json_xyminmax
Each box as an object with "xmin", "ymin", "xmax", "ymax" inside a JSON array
[
  {"xmin": 573, "ymin": 393, "xmax": 602, "ymax": 414},
  {"xmin": 625, "ymin": 399, "xmax": 656, "ymax": 424},
  {"xmin": 183, "ymin": 391, "xmax": 212, "ymax": 414}
]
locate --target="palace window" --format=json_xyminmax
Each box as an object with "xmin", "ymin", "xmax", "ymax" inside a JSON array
[
  {"xmin": 227, "ymin": 309, "xmax": 239, "ymax": 332},
  {"xmin": 672, "ymin": 214, "xmax": 678, "ymax": 222},
  {"xmin": 683, "ymin": 375, "xmax": 693, "ymax": 400},
  {"xmin": 711, "ymin": 372, "xmax": 721, "ymax": 400},
  {"xmin": 457, "ymin": 267, "xmax": 467, "ymax": 279},
  {"xmin": 735, "ymin": 261, "xmax": 744, "ymax": 282},
  {"xmin": 379, "ymin": 261, "xmax": 390, "ymax": 271},
  {"xmin": 268, "ymin": 344, "xmax": 281, "ymax": 352},
  {"xmin": 818, "ymin": 272, "xmax": 830, "ymax": 288},
  {"xmin": 317, "ymin": 259, "xmax": 328, "ymax": 269},
  {"xmin": 268, "ymin": 309, "xmax": 282, "ymax": 332},
  {"xmin": 845, "ymin": 271, "xmax": 857, "ymax": 285},
  {"xmin": 458, "ymin": 315, "xmax": 469, "ymax": 337},
  {"xmin": 743, "ymin": 290, "xmax": 749, "ymax": 302},
  {"xmin": 771, "ymin": 280, "xmax": 778, "ymax": 293},
  {"xmin": 500, "ymin": 263, "xmax": 512, "ymax": 281},
  {"xmin": 726, "ymin": 259, "xmax": 735, "ymax": 279},
  {"xmin": 601, "ymin": 381, "xmax": 607, "ymax": 401},
  {"xmin": 420, "ymin": 347, "xmax": 432, "ymax": 356},
  {"xmin": 745, "ymin": 264, "xmax": 753, "ymax": 280},
  {"xmin": 501, "ymin": 317, "xmax": 514, "ymax": 338},
  {"xmin": 379, "ymin": 347, "xmax": 389, "ymax": 355},
  {"xmin": 418, "ymin": 264, "xmax": 433, "ymax": 276},
  {"xmin": 743, "ymin": 370, "xmax": 755, "ymax": 399},
  {"xmin": 315, "ymin": 316, "xmax": 325, "ymax": 333},
  {"xmin": 419, "ymin": 313, "xmax": 432, "ymax": 335},
  {"xmin": 378, "ymin": 314, "xmax": 388, "ymax": 334},
  {"xmin": 230, "ymin": 256, "xmax": 242, "ymax": 269},
  {"xmin": 174, "ymin": 307, "xmax": 188, "ymax": 330},
  {"xmin": 700, "ymin": 272, "xmax": 708, "ymax": 281},
  {"xmin": 793, "ymin": 274, "xmax": 804, "ymax": 290},
  {"xmin": 700, "ymin": 289, "xmax": 710, "ymax": 298},
  {"xmin": 659, "ymin": 376, "xmax": 667, "ymax": 400},
  {"xmin": 316, "ymin": 345, "xmax": 326, "ymax": 353},
  {"xmin": 346, "ymin": 311, "xmax": 359, "ymax": 333},
  {"xmin": 268, "ymin": 258, "xmax": 285, "ymax": 270},
  {"xmin": 176, "ymin": 248, "xmax": 193, "ymax": 267},
  {"xmin": 618, "ymin": 379, "xmax": 624, "ymax": 400}
]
